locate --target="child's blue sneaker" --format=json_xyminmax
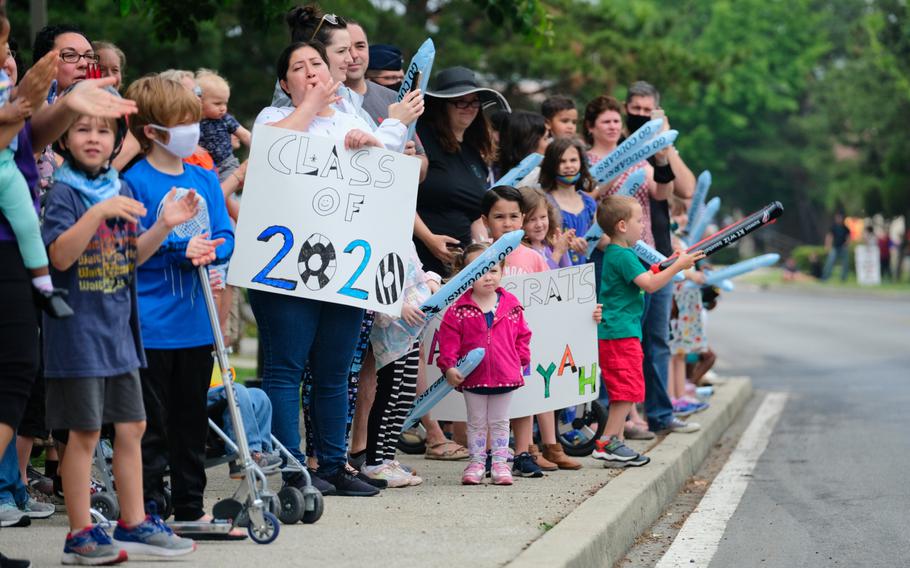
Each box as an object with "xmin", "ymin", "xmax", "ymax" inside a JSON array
[
  {"xmin": 62, "ymin": 524, "xmax": 127, "ymax": 565},
  {"xmin": 512, "ymin": 452, "xmax": 543, "ymax": 478},
  {"xmin": 112, "ymin": 515, "xmax": 196, "ymax": 557}
]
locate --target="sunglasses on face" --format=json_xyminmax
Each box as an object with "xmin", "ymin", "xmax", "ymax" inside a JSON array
[
  {"xmin": 448, "ymin": 99, "xmax": 482, "ymax": 110},
  {"xmin": 59, "ymin": 49, "xmax": 100, "ymax": 64}
]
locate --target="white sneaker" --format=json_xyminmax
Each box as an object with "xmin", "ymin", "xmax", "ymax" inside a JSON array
[
  {"xmin": 386, "ymin": 460, "xmax": 423, "ymax": 487},
  {"xmin": 361, "ymin": 463, "xmax": 411, "ymax": 488},
  {"xmin": 666, "ymin": 417, "xmax": 701, "ymax": 433}
]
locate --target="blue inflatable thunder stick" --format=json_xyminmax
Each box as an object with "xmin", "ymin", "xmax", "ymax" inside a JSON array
[
  {"xmin": 583, "ymin": 169, "xmax": 647, "ymax": 258},
  {"xmin": 632, "ymin": 241, "xmax": 685, "ymax": 282},
  {"xmin": 396, "ymin": 38, "xmax": 435, "ymax": 140},
  {"xmin": 686, "ymin": 196, "xmax": 721, "ymax": 246},
  {"xmin": 588, "ymin": 118, "xmax": 664, "ymax": 183},
  {"xmin": 402, "ymin": 347, "xmax": 485, "ymax": 431},
  {"xmin": 697, "ymin": 253, "xmax": 781, "ymax": 288},
  {"xmin": 686, "ymin": 171, "xmax": 712, "ymax": 231},
  {"xmin": 493, "ymin": 153, "xmax": 544, "ymax": 188}
]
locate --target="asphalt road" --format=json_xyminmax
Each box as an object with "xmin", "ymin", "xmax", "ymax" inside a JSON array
[{"xmin": 704, "ymin": 287, "xmax": 910, "ymax": 567}]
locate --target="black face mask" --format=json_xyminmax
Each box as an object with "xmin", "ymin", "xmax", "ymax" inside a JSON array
[
  {"xmin": 626, "ymin": 113, "xmax": 650, "ymax": 134},
  {"xmin": 388, "ymin": 82, "xmax": 403, "ymax": 93}
]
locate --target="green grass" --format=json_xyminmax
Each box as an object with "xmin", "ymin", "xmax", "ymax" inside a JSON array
[
  {"xmin": 740, "ymin": 268, "xmax": 910, "ymax": 295},
  {"xmin": 233, "ymin": 366, "xmax": 259, "ymax": 385}
]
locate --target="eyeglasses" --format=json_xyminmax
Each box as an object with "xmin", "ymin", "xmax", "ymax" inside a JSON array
[
  {"xmin": 310, "ymin": 13, "xmax": 344, "ymax": 42},
  {"xmin": 448, "ymin": 99, "xmax": 482, "ymax": 110},
  {"xmin": 59, "ymin": 49, "xmax": 100, "ymax": 64}
]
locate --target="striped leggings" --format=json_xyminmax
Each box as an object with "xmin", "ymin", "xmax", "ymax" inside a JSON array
[{"xmin": 365, "ymin": 343, "xmax": 420, "ymax": 466}]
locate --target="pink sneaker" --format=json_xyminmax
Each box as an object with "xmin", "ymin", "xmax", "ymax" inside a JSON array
[
  {"xmin": 491, "ymin": 463, "xmax": 513, "ymax": 485},
  {"xmin": 461, "ymin": 463, "xmax": 485, "ymax": 485}
]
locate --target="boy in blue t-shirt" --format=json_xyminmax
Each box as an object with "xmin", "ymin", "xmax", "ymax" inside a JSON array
[
  {"xmin": 123, "ymin": 75, "xmax": 234, "ymax": 523},
  {"xmin": 591, "ymin": 195, "xmax": 702, "ymax": 467},
  {"xmin": 42, "ymin": 104, "xmax": 198, "ymax": 563}
]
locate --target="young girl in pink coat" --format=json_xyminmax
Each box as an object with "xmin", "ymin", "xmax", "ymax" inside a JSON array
[{"xmin": 437, "ymin": 243, "xmax": 533, "ymax": 486}]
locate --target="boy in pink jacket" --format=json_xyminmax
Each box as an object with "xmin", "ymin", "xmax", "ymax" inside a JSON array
[{"xmin": 437, "ymin": 243, "xmax": 533, "ymax": 486}]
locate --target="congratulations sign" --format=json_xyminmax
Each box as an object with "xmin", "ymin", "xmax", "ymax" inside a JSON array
[
  {"xmin": 228, "ymin": 124, "xmax": 420, "ymax": 315},
  {"xmin": 420, "ymin": 263, "xmax": 600, "ymax": 420}
]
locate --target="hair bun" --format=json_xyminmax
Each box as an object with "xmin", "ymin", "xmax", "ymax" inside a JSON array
[{"xmin": 286, "ymin": 4, "xmax": 321, "ymax": 29}]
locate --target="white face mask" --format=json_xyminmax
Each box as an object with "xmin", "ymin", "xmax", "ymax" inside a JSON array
[{"xmin": 150, "ymin": 123, "xmax": 200, "ymax": 158}]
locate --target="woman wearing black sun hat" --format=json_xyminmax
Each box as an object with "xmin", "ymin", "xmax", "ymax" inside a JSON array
[{"xmin": 414, "ymin": 66, "xmax": 510, "ymax": 276}]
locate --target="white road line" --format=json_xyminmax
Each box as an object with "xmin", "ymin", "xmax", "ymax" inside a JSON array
[{"xmin": 656, "ymin": 392, "xmax": 789, "ymax": 568}]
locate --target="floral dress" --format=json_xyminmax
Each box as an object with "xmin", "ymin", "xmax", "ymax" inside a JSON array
[{"xmin": 669, "ymin": 281, "xmax": 706, "ymax": 355}]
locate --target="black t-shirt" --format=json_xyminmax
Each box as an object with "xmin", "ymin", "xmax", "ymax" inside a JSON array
[
  {"xmin": 415, "ymin": 121, "xmax": 489, "ymax": 274},
  {"xmin": 830, "ymin": 222, "xmax": 850, "ymax": 248}
]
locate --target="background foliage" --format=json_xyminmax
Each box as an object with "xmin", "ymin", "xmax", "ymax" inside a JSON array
[{"xmin": 7, "ymin": 0, "xmax": 909, "ymax": 244}]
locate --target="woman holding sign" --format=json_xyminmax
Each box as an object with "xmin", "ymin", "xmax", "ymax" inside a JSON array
[
  {"xmin": 414, "ymin": 66, "xmax": 509, "ymax": 276},
  {"xmin": 249, "ymin": 40, "xmax": 421, "ymax": 497}
]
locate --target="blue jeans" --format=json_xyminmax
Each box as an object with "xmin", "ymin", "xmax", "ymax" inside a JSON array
[
  {"xmin": 822, "ymin": 246, "xmax": 849, "ymax": 281},
  {"xmin": 207, "ymin": 385, "xmax": 272, "ymax": 453},
  {"xmin": 249, "ymin": 290, "xmax": 364, "ymax": 476},
  {"xmin": 642, "ymin": 284, "xmax": 674, "ymax": 431},
  {"xmin": 0, "ymin": 438, "xmax": 27, "ymax": 508}
]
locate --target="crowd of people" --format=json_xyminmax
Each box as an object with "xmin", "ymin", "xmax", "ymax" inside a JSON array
[{"xmin": 0, "ymin": 4, "xmax": 728, "ymax": 566}]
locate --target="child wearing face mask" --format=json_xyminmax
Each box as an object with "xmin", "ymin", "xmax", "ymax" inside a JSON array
[
  {"xmin": 123, "ymin": 75, "xmax": 235, "ymax": 523},
  {"xmin": 538, "ymin": 137, "xmax": 597, "ymax": 266}
]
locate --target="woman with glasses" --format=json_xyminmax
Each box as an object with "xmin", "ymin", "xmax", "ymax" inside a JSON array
[{"xmin": 413, "ymin": 66, "xmax": 510, "ymax": 277}]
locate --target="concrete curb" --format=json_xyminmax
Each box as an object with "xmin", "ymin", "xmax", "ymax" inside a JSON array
[{"xmin": 507, "ymin": 377, "xmax": 753, "ymax": 568}]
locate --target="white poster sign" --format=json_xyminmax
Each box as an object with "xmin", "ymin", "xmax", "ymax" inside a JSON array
[
  {"xmin": 854, "ymin": 244, "xmax": 881, "ymax": 286},
  {"xmin": 420, "ymin": 263, "xmax": 600, "ymax": 420},
  {"xmin": 228, "ymin": 124, "xmax": 420, "ymax": 315}
]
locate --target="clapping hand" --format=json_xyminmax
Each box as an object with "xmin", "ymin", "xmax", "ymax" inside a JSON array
[
  {"xmin": 159, "ymin": 188, "xmax": 199, "ymax": 229},
  {"xmin": 186, "ymin": 233, "xmax": 226, "ymax": 266}
]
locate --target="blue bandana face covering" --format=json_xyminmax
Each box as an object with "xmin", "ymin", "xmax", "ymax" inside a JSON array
[
  {"xmin": 556, "ymin": 172, "xmax": 581, "ymax": 185},
  {"xmin": 54, "ymin": 161, "xmax": 122, "ymax": 208}
]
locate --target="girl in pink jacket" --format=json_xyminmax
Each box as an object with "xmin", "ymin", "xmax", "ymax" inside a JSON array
[{"xmin": 437, "ymin": 243, "xmax": 533, "ymax": 486}]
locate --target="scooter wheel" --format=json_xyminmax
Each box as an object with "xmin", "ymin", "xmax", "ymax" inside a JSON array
[
  {"xmin": 90, "ymin": 492, "xmax": 119, "ymax": 522},
  {"xmin": 301, "ymin": 491, "xmax": 324, "ymax": 524},
  {"xmin": 277, "ymin": 486, "xmax": 305, "ymax": 524},
  {"xmin": 557, "ymin": 400, "xmax": 609, "ymax": 457},
  {"xmin": 248, "ymin": 511, "xmax": 280, "ymax": 544}
]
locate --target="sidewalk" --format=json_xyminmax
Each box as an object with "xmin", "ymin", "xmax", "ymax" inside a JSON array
[{"xmin": 0, "ymin": 378, "xmax": 751, "ymax": 567}]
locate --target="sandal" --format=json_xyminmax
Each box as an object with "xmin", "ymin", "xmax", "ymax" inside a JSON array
[{"xmin": 425, "ymin": 440, "xmax": 469, "ymax": 461}]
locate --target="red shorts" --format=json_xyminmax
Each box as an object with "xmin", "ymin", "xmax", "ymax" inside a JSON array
[{"xmin": 598, "ymin": 338, "xmax": 645, "ymax": 403}]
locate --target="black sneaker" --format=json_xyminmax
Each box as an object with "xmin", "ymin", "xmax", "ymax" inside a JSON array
[
  {"xmin": 322, "ymin": 468, "xmax": 380, "ymax": 497},
  {"xmin": 512, "ymin": 452, "xmax": 543, "ymax": 478},
  {"xmin": 345, "ymin": 464, "xmax": 387, "ymax": 489},
  {"xmin": 0, "ymin": 552, "xmax": 32, "ymax": 568},
  {"xmin": 283, "ymin": 470, "xmax": 336, "ymax": 496},
  {"xmin": 34, "ymin": 288, "xmax": 74, "ymax": 319}
]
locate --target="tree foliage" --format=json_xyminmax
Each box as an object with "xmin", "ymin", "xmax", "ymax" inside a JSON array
[{"xmin": 7, "ymin": 0, "xmax": 909, "ymax": 242}]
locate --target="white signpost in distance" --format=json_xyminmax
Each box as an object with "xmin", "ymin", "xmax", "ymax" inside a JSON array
[
  {"xmin": 419, "ymin": 263, "xmax": 600, "ymax": 420},
  {"xmin": 228, "ymin": 124, "xmax": 421, "ymax": 315}
]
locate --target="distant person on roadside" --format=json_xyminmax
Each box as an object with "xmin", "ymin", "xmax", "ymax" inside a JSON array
[
  {"xmin": 877, "ymin": 231, "xmax": 892, "ymax": 281},
  {"xmin": 822, "ymin": 212, "xmax": 850, "ymax": 281}
]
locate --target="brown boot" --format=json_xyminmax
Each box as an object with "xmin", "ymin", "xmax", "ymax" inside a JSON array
[
  {"xmin": 542, "ymin": 443, "xmax": 582, "ymax": 470},
  {"xmin": 529, "ymin": 444, "xmax": 558, "ymax": 471}
]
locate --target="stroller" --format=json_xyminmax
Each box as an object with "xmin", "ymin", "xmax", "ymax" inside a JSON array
[{"xmin": 88, "ymin": 267, "xmax": 319, "ymax": 542}]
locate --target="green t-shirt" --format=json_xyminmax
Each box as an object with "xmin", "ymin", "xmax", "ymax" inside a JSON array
[{"xmin": 598, "ymin": 244, "xmax": 646, "ymax": 340}]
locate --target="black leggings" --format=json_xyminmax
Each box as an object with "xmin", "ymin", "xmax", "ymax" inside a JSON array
[
  {"xmin": 0, "ymin": 243, "xmax": 39, "ymax": 429},
  {"xmin": 365, "ymin": 343, "xmax": 419, "ymax": 467}
]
